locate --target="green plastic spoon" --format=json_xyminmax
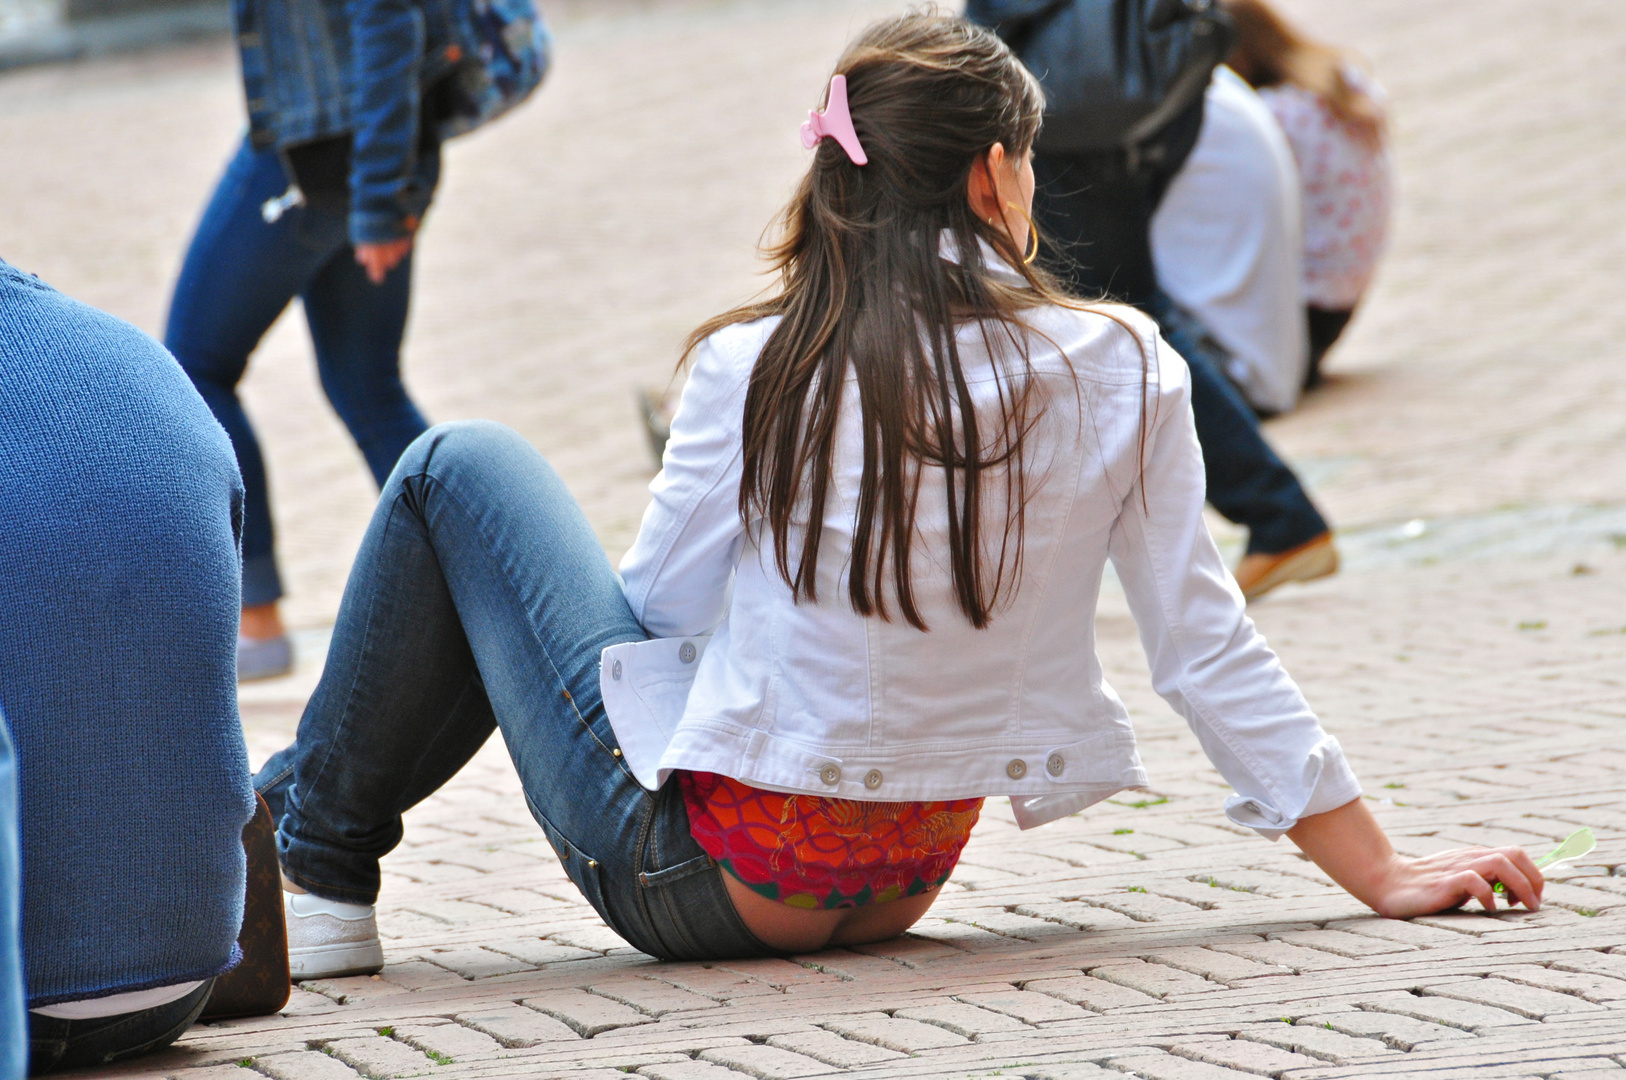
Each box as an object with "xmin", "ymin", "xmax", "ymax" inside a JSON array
[{"xmin": 1492, "ymin": 826, "xmax": 1595, "ymax": 895}]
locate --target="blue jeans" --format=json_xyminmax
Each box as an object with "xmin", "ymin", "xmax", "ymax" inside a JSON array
[
  {"xmin": 0, "ymin": 721, "xmax": 22, "ymax": 1080},
  {"xmin": 1032, "ymin": 151, "xmax": 1328, "ymax": 555},
  {"xmin": 164, "ymin": 138, "xmax": 434, "ymax": 606},
  {"xmin": 256, "ymin": 422, "xmax": 776, "ymax": 962},
  {"xmin": 1149, "ymin": 296, "xmax": 1328, "ymax": 554},
  {"xmin": 26, "ymin": 981, "xmax": 213, "ymax": 1075}
]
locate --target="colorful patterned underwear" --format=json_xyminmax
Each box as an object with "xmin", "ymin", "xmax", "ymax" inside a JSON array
[{"xmin": 677, "ymin": 770, "xmax": 984, "ymax": 910}]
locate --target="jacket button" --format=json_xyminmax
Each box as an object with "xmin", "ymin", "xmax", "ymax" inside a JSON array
[
  {"xmin": 864, "ymin": 769, "xmax": 883, "ymax": 790},
  {"xmin": 819, "ymin": 764, "xmax": 841, "ymax": 785},
  {"xmin": 679, "ymin": 642, "xmax": 697, "ymax": 664},
  {"xmin": 1046, "ymin": 752, "xmax": 1064, "ymax": 776},
  {"xmin": 611, "ymin": 659, "xmax": 622, "ymax": 681},
  {"xmin": 1006, "ymin": 759, "xmax": 1027, "ymax": 780}
]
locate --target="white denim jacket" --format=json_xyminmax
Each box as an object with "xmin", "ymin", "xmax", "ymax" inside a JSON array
[{"xmin": 601, "ymin": 282, "xmax": 1359, "ymax": 836}]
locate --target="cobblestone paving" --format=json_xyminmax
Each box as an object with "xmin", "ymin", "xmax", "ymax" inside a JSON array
[{"xmin": 3, "ymin": 0, "xmax": 1626, "ymax": 1077}]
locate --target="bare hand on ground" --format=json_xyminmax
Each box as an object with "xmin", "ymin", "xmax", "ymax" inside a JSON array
[
  {"xmin": 1286, "ymin": 797, "xmax": 1544, "ymax": 918},
  {"xmin": 1358, "ymin": 845, "xmax": 1545, "ymax": 918},
  {"xmin": 355, "ymin": 238, "xmax": 413, "ymax": 284}
]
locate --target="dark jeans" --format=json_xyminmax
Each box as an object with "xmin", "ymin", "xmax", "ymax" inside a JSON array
[
  {"xmin": 0, "ymin": 722, "xmax": 20, "ymax": 1079},
  {"xmin": 1305, "ymin": 306, "xmax": 1354, "ymax": 390},
  {"xmin": 1032, "ymin": 151, "xmax": 1328, "ymax": 555},
  {"xmin": 255, "ymin": 422, "xmax": 777, "ymax": 962},
  {"xmin": 164, "ymin": 138, "xmax": 433, "ymax": 606},
  {"xmin": 27, "ymin": 980, "xmax": 213, "ymax": 1075}
]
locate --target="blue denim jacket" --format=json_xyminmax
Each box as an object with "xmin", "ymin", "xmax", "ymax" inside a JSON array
[{"xmin": 234, "ymin": 0, "xmax": 548, "ymax": 244}]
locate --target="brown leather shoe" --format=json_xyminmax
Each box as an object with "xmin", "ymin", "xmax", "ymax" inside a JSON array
[{"xmin": 1233, "ymin": 532, "xmax": 1339, "ymax": 602}]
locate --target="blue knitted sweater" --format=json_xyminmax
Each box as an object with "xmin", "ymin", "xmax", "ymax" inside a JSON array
[{"xmin": 0, "ymin": 260, "xmax": 253, "ymax": 1006}]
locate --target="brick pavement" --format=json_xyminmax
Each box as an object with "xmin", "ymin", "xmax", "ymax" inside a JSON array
[{"xmin": 3, "ymin": 0, "xmax": 1626, "ymax": 1077}]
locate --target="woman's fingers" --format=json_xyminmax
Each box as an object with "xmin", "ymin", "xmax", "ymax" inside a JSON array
[
  {"xmin": 1399, "ymin": 845, "xmax": 1547, "ymax": 915},
  {"xmin": 1427, "ymin": 847, "xmax": 1543, "ymax": 912},
  {"xmin": 1505, "ymin": 845, "xmax": 1546, "ymax": 900},
  {"xmin": 1450, "ymin": 867, "xmax": 1499, "ymax": 914},
  {"xmin": 1473, "ymin": 849, "xmax": 1541, "ymax": 911}
]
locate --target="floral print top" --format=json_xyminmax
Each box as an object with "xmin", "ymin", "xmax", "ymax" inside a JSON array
[
  {"xmin": 1259, "ymin": 75, "xmax": 1394, "ymax": 310},
  {"xmin": 678, "ymin": 770, "xmax": 984, "ymax": 909}
]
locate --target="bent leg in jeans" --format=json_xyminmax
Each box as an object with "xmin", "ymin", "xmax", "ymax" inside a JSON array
[{"xmin": 260, "ymin": 421, "xmax": 774, "ymax": 962}]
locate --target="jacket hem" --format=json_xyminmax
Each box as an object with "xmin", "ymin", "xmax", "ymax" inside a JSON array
[{"xmin": 655, "ymin": 719, "xmax": 1148, "ymax": 805}]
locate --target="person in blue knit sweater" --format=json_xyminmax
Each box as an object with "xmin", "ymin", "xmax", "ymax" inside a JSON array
[{"xmin": 0, "ymin": 260, "xmax": 255, "ymax": 1073}]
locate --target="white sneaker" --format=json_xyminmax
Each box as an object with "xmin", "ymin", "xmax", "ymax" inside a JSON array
[{"xmin": 284, "ymin": 891, "xmax": 384, "ymax": 980}]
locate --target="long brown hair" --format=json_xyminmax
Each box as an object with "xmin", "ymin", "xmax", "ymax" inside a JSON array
[
  {"xmin": 684, "ymin": 12, "xmax": 1096, "ymax": 632},
  {"xmin": 1222, "ymin": 0, "xmax": 1385, "ymax": 145}
]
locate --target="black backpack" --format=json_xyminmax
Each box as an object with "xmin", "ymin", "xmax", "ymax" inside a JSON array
[{"xmin": 967, "ymin": 0, "xmax": 1234, "ymax": 161}]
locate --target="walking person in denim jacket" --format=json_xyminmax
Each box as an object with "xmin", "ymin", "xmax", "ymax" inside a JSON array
[{"xmin": 165, "ymin": 0, "xmax": 549, "ymax": 680}]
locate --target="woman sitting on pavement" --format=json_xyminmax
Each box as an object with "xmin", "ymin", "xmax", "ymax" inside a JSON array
[
  {"xmin": 0, "ymin": 260, "xmax": 255, "ymax": 1072},
  {"xmin": 1223, "ymin": 0, "xmax": 1394, "ymax": 388},
  {"xmin": 258, "ymin": 13, "xmax": 1542, "ymax": 975}
]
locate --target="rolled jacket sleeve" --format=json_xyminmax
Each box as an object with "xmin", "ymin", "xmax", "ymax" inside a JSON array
[
  {"xmin": 1108, "ymin": 337, "xmax": 1362, "ymax": 839},
  {"xmin": 618, "ymin": 328, "xmax": 758, "ymax": 638}
]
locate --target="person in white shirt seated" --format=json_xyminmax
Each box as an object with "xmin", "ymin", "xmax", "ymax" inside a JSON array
[
  {"xmin": 1151, "ymin": 65, "xmax": 1309, "ymax": 416},
  {"xmin": 253, "ymin": 12, "xmax": 1544, "ymax": 976}
]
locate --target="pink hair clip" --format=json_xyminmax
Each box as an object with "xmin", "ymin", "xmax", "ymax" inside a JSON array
[{"xmin": 800, "ymin": 74, "xmax": 868, "ymax": 166}]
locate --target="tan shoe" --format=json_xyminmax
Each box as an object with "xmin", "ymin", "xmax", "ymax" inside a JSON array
[{"xmin": 1233, "ymin": 532, "xmax": 1339, "ymax": 602}]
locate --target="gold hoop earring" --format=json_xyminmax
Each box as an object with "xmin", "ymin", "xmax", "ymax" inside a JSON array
[{"xmin": 1007, "ymin": 200, "xmax": 1040, "ymax": 265}]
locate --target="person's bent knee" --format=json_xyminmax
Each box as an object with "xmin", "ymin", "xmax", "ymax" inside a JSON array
[
  {"xmin": 392, "ymin": 420, "xmax": 530, "ymax": 480},
  {"xmin": 388, "ymin": 420, "xmax": 558, "ymax": 504}
]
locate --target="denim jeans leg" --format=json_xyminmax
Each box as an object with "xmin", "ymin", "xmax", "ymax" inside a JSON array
[
  {"xmin": 0, "ymin": 720, "xmax": 22, "ymax": 1080},
  {"xmin": 302, "ymin": 240, "xmax": 429, "ymax": 490},
  {"xmin": 277, "ymin": 421, "xmax": 778, "ymax": 959},
  {"xmin": 276, "ymin": 422, "xmax": 651, "ymax": 904},
  {"xmin": 254, "ymin": 674, "xmax": 493, "ymax": 834},
  {"xmin": 163, "ymin": 138, "xmax": 350, "ymax": 606},
  {"xmin": 1149, "ymin": 294, "xmax": 1328, "ymax": 554},
  {"xmin": 275, "ymin": 448, "xmax": 503, "ymax": 903}
]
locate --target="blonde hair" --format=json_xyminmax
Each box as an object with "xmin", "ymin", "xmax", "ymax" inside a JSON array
[{"xmin": 1221, "ymin": 0, "xmax": 1384, "ymax": 146}]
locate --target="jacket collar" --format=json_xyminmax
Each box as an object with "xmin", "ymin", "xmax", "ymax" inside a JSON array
[{"xmin": 939, "ymin": 229, "xmax": 1031, "ymax": 288}]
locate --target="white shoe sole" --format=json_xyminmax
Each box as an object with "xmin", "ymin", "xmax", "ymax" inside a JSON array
[{"xmin": 288, "ymin": 939, "xmax": 385, "ymax": 981}]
